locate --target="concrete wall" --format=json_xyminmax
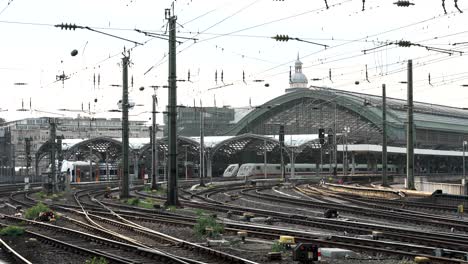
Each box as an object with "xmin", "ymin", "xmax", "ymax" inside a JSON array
[{"xmin": 415, "ymin": 180, "xmax": 466, "ymax": 195}]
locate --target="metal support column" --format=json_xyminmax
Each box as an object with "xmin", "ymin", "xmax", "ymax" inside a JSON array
[
  {"xmin": 199, "ymin": 103, "xmax": 205, "ymax": 187},
  {"xmin": 382, "ymin": 84, "xmax": 389, "ymax": 187},
  {"xmin": 151, "ymin": 94, "xmax": 158, "ymax": 189},
  {"xmin": 51, "ymin": 120, "xmax": 56, "ymax": 192},
  {"xmin": 407, "ymin": 60, "xmax": 415, "ymax": 190},
  {"xmin": 166, "ymin": 10, "xmax": 180, "ymax": 206},
  {"xmin": 121, "ymin": 54, "xmax": 130, "ymax": 198}
]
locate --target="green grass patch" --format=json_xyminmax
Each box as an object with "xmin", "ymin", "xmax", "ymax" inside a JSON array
[
  {"xmin": 35, "ymin": 191, "xmax": 64, "ymax": 200},
  {"xmin": 126, "ymin": 197, "xmax": 140, "ymax": 206},
  {"xmin": 24, "ymin": 202, "xmax": 51, "ymax": 220},
  {"xmin": 0, "ymin": 226, "xmax": 25, "ymax": 237},
  {"xmin": 85, "ymin": 257, "xmax": 108, "ymax": 264},
  {"xmin": 166, "ymin": 205, "xmax": 177, "ymax": 212},
  {"xmin": 193, "ymin": 214, "xmax": 224, "ymax": 238},
  {"xmin": 123, "ymin": 197, "xmax": 159, "ymax": 209},
  {"xmin": 270, "ymin": 241, "xmax": 284, "ymax": 253}
]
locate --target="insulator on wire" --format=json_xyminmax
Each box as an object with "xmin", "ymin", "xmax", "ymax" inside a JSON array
[
  {"xmin": 397, "ymin": 40, "xmax": 412, "ymax": 47},
  {"xmin": 329, "ymin": 69, "xmax": 333, "ymax": 82},
  {"xmin": 272, "ymin": 34, "xmax": 290, "ymax": 41},
  {"xmin": 393, "ymin": 0, "xmax": 415, "ymax": 7},
  {"xmin": 215, "ymin": 70, "xmax": 217, "ymax": 84},
  {"xmin": 188, "ymin": 70, "xmax": 191, "ymax": 82},
  {"xmin": 98, "ymin": 74, "xmax": 100, "ymax": 88},
  {"xmin": 324, "ymin": 0, "xmax": 329, "ymax": 9},
  {"xmin": 428, "ymin": 73, "xmax": 432, "ymax": 86},
  {"xmin": 221, "ymin": 70, "xmax": 224, "ymax": 83},
  {"xmin": 362, "ymin": 0, "xmax": 366, "ymax": 11},
  {"xmin": 243, "ymin": 70, "xmax": 246, "ymax": 83}
]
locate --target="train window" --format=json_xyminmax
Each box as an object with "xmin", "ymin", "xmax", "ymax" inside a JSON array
[
  {"xmin": 305, "ymin": 168, "xmax": 311, "ymax": 172},
  {"xmin": 256, "ymin": 166, "xmax": 261, "ymax": 170},
  {"xmin": 276, "ymin": 166, "xmax": 280, "ymax": 170}
]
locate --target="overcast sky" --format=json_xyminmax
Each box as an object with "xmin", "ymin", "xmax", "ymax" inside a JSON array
[{"xmin": 1, "ymin": 0, "xmax": 468, "ymax": 124}]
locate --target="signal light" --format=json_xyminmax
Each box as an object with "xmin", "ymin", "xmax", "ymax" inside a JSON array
[{"xmin": 319, "ymin": 128, "xmax": 325, "ymax": 145}]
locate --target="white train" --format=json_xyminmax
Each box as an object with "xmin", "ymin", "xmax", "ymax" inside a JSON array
[{"xmin": 223, "ymin": 163, "xmax": 399, "ymax": 178}]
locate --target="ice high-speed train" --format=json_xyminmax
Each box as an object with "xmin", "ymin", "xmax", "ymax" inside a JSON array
[{"xmin": 223, "ymin": 163, "xmax": 399, "ymax": 178}]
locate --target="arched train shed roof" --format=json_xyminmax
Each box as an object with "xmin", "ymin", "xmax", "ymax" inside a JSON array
[{"xmin": 222, "ymin": 87, "xmax": 468, "ymax": 140}]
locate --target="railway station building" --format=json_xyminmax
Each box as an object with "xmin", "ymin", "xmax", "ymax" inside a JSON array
[{"xmin": 14, "ymin": 56, "xmax": 468, "ymax": 184}]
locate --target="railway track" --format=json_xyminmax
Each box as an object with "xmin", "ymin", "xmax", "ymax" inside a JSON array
[
  {"xmin": 0, "ymin": 216, "xmax": 193, "ymax": 264},
  {"xmin": 0, "ymin": 238, "xmax": 32, "ymax": 264},
  {"xmin": 303, "ymin": 184, "xmax": 460, "ymax": 213},
  {"xmin": 240, "ymin": 185, "xmax": 468, "ymax": 232},
  {"xmin": 7, "ymin": 188, "xmax": 261, "ymax": 264},
  {"xmin": 7, "ymin": 182, "xmax": 468, "ymax": 263},
  {"xmin": 161, "ymin": 185, "xmax": 468, "ymax": 263}
]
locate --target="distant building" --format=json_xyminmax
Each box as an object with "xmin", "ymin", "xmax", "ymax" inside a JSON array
[
  {"xmin": 286, "ymin": 53, "xmax": 309, "ymax": 93},
  {"xmin": 0, "ymin": 117, "xmax": 150, "ymax": 179},
  {"xmin": 164, "ymin": 106, "xmax": 236, "ymax": 137}
]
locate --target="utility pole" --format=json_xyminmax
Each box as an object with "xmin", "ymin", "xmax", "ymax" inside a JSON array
[
  {"xmin": 199, "ymin": 102, "xmax": 206, "ymax": 187},
  {"xmin": 151, "ymin": 94, "xmax": 158, "ymax": 189},
  {"xmin": 407, "ymin": 60, "xmax": 415, "ymax": 190},
  {"xmin": 166, "ymin": 8, "xmax": 180, "ymax": 206},
  {"xmin": 121, "ymin": 53, "xmax": 130, "ymax": 198},
  {"xmin": 382, "ymin": 84, "xmax": 389, "ymax": 187},
  {"xmin": 49, "ymin": 119, "xmax": 56, "ymax": 194}
]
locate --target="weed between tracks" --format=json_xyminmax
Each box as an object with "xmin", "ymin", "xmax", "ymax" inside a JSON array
[
  {"xmin": 0, "ymin": 226, "xmax": 25, "ymax": 237},
  {"xmin": 193, "ymin": 210, "xmax": 224, "ymax": 238},
  {"xmin": 85, "ymin": 257, "xmax": 108, "ymax": 264},
  {"xmin": 123, "ymin": 197, "xmax": 160, "ymax": 209},
  {"xmin": 24, "ymin": 203, "xmax": 51, "ymax": 220},
  {"xmin": 34, "ymin": 191, "xmax": 64, "ymax": 201}
]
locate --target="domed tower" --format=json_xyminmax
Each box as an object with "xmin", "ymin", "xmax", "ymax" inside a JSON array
[{"xmin": 289, "ymin": 53, "xmax": 308, "ymax": 89}]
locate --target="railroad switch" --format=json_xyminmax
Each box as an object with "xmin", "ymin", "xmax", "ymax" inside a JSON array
[
  {"xmin": 267, "ymin": 252, "xmax": 282, "ymax": 261},
  {"xmin": 243, "ymin": 212, "xmax": 255, "ymax": 221},
  {"xmin": 372, "ymin": 231, "xmax": 382, "ymax": 240},
  {"xmin": 279, "ymin": 235, "xmax": 295, "ymax": 249},
  {"xmin": 293, "ymin": 243, "xmax": 320, "ymax": 263},
  {"xmin": 265, "ymin": 217, "xmax": 275, "ymax": 225},
  {"xmin": 324, "ymin": 209, "xmax": 338, "ymax": 218},
  {"xmin": 226, "ymin": 210, "xmax": 233, "ymax": 218},
  {"xmin": 414, "ymin": 256, "xmax": 430, "ymax": 263},
  {"xmin": 237, "ymin": 231, "xmax": 247, "ymax": 242}
]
